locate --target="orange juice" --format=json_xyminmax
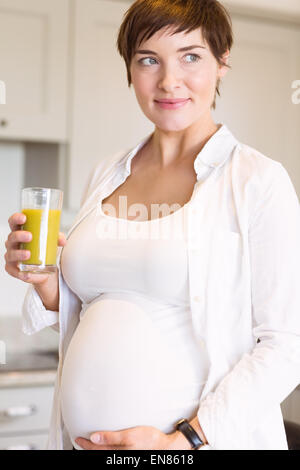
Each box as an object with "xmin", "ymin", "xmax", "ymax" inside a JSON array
[{"xmin": 20, "ymin": 208, "xmax": 61, "ymax": 266}]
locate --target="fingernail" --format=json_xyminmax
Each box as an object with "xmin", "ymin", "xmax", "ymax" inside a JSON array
[{"xmin": 90, "ymin": 434, "xmax": 101, "ymax": 444}]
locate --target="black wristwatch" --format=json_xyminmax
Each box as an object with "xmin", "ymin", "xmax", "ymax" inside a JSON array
[{"xmin": 175, "ymin": 418, "xmax": 204, "ymax": 450}]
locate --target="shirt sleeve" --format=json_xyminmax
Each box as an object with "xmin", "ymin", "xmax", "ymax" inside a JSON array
[
  {"xmin": 196, "ymin": 162, "xmax": 300, "ymax": 449},
  {"xmin": 22, "ymin": 283, "xmax": 60, "ymax": 335}
]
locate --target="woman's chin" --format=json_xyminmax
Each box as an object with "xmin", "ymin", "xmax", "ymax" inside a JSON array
[{"xmin": 152, "ymin": 119, "xmax": 193, "ymax": 132}]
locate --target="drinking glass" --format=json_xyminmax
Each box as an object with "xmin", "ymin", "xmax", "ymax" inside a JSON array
[{"xmin": 19, "ymin": 187, "xmax": 63, "ymax": 274}]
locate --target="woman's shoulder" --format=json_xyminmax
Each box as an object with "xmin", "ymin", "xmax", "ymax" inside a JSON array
[
  {"xmin": 235, "ymin": 140, "xmax": 285, "ymax": 184},
  {"xmin": 80, "ymin": 144, "xmax": 137, "ymax": 208},
  {"xmin": 87, "ymin": 134, "xmax": 151, "ymax": 187},
  {"xmin": 233, "ymin": 140, "xmax": 298, "ymax": 211},
  {"xmin": 92, "ymin": 147, "xmax": 130, "ymax": 178}
]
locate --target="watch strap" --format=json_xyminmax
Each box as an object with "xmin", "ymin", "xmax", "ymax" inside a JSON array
[{"xmin": 176, "ymin": 418, "xmax": 204, "ymax": 449}]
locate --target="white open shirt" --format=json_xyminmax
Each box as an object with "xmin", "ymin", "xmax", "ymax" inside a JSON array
[{"xmin": 22, "ymin": 124, "xmax": 300, "ymax": 450}]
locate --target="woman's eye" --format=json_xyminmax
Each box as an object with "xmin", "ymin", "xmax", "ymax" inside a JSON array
[
  {"xmin": 138, "ymin": 54, "xmax": 201, "ymax": 66},
  {"xmin": 184, "ymin": 54, "xmax": 201, "ymax": 63},
  {"xmin": 138, "ymin": 57, "xmax": 157, "ymax": 66}
]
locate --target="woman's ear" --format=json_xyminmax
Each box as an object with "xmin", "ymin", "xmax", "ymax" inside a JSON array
[{"xmin": 218, "ymin": 49, "xmax": 230, "ymax": 79}]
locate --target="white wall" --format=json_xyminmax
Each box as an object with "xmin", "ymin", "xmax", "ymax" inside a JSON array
[
  {"xmin": 113, "ymin": 0, "xmax": 300, "ymax": 21},
  {"xmin": 224, "ymin": 0, "xmax": 300, "ymax": 21},
  {"xmin": 0, "ymin": 142, "xmax": 29, "ymax": 317},
  {"xmin": 0, "ymin": 141, "xmax": 24, "ymax": 224}
]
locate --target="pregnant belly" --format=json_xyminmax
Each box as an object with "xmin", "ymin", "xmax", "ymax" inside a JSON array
[{"xmin": 60, "ymin": 297, "xmax": 202, "ymax": 449}]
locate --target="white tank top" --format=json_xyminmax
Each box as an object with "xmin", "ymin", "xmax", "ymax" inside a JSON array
[{"xmin": 60, "ymin": 201, "xmax": 209, "ymax": 450}]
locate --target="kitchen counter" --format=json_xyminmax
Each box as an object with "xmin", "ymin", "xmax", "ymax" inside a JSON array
[
  {"xmin": 0, "ymin": 370, "xmax": 57, "ymax": 388},
  {"xmin": 0, "ymin": 316, "xmax": 59, "ymax": 388}
]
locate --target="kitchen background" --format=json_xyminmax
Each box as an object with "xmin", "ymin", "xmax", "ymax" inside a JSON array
[{"xmin": 0, "ymin": 0, "xmax": 300, "ymax": 450}]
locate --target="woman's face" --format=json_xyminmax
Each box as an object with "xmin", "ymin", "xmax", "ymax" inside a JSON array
[{"xmin": 130, "ymin": 26, "xmax": 229, "ymax": 132}]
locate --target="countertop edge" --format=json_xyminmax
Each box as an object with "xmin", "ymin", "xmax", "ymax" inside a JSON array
[{"xmin": 0, "ymin": 370, "xmax": 57, "ymax": 388}]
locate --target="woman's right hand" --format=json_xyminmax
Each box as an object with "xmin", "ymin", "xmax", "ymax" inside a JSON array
[{"xmin": 5, "ymin": 212, "xmax": 67, "ymax": 286}]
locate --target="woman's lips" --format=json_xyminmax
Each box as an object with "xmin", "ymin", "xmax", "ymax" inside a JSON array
[{"xmin": 154, "ymin": 99, "xmax": 190, "ymax": 110}]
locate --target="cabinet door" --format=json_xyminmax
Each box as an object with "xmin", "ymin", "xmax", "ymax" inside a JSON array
[
  {"xmin": 0, "ymin": 385, "xmax": 54, "ymax": 435},
  {"xmin": 213, "ymin": 15, "xmax": 300, "ymax": 195},
  {"xmin": 69, "ymin": 0, "xmax": 153, "ymax": 211},
  {"xmin": 0, "ymin": 432, "xmax": 48, "ymax": 450},
  {"xmin": 224, "ymin": 0, "xmax": 300, "ymax": 22},
  {"xmin": 0, "ymin": 0, "xmax": 69, "ymax": 142}
]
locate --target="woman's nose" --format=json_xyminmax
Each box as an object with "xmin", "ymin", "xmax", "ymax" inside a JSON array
[{"xmin": 157, "ymin": 67, "xmax": 182, "ymax": 92}]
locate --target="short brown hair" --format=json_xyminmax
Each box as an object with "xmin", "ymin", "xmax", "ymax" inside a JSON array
[{"xmin": 116, "ymin": 0, "xmax": 233, "ymax": 109}]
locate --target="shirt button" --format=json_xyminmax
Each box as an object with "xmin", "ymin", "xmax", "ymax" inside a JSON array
[{"xmin": 193, "ymin": 296, "xmax": 201, "ymax": 303}]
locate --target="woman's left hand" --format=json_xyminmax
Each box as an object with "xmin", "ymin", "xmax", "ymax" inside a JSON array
[{"xmin": 75, "ymin": 425, "xmax": 188, "ymax": 450}]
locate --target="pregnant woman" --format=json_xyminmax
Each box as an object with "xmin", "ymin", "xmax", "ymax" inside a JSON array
[{"xmin": 5, "ymin": 0, "xmax": 300, "ymax": 450}]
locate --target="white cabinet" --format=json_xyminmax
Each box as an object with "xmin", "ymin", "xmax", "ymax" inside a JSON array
[
  {"xmin": 0, "ymin": 0, "xmax": 69, "ymax": 142},
  {"xmin": 68, "ymin": 0, "xmax": 153, "ymax": 211},
  {"xmin": 0, "ymin": 384, "xmax": 54, "ymax": 450},
  {"xmin": 0, "ymin": 433, "xmax": 48, "ymax": 451},
  {"xmin": 224, "ymin": 0, "xmax": 300, "ymax": 22},
  {"xmin": 213, "ymin": 16, "xmax": 300, "ymax": 195}
]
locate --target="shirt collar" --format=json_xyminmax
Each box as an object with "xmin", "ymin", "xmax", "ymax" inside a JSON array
[{"xmin": 122, "ymin": 123, "xmax": 239, "ymax": 181}]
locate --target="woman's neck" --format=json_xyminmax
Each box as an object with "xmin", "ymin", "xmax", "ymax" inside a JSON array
[{"xmin": 150, "ymin": 119, "xmax": 220, "ymax": 169}]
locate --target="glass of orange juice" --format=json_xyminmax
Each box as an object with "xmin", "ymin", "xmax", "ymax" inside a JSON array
[{"xmin": 19, "ymin": 187, "xmax": 63, "ymax": 274}]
